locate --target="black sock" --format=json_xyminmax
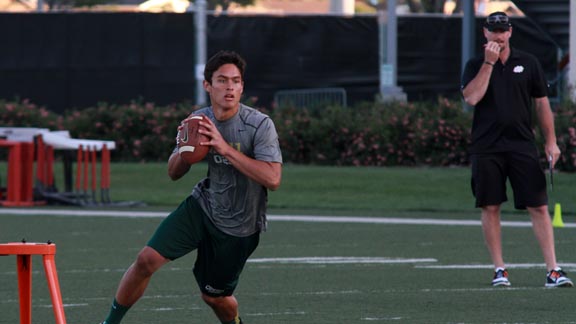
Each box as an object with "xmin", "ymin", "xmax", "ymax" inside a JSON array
[
  {"xmin": 103, "ymin": 298, "xmax": 130, "ymax": 324},
  {"xmin": 221, "ymin": 315, "xmax": 243, "ymax": 324}
]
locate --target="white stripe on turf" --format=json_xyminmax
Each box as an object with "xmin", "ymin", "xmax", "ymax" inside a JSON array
[
  {"xmin": 248, "ymin": 257, "xmax": 437, "ymax": 264},
  {"xmin": 417, "ymin": 263, "xmax": 576, "ymax": 270},
  {"xmin": 1, "ymin": 208, "xmax": 574, "ymax": 228}
]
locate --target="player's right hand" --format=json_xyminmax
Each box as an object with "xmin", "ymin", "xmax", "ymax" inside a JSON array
[{"xmin": 483, "ymin": 41, "xmax": 500, "ymax": 65}]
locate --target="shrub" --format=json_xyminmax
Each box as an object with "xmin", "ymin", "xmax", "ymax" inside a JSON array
[
  {"xmin": 0, "ymin": 98, "xmax": 63, "ymax": 129},
  {"xmin": 1, "ymin": 98, "xmax": 575, "ymax": 171},
  {"xmin": 271, "ymin": 97, "xmax": 472, "ymax": 167},
  {"xmin": 61, "ymin": 101, "xmax": 195, "ymax": 161},
  {"xmin": 551, "ymin": 100, "xmax": 576, "ymax": 172}
]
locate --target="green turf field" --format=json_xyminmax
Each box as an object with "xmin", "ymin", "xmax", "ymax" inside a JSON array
[
  {"xmin": 1, "ymin": 164, "xmax": 576, "ymax": 323},
  {"xmin": 5, "ymin": 162, "xmax": 571, "ymax": 216},
  {"xmin": 1, "ymin": 212, "xmax": 576, "ymax": 323}
]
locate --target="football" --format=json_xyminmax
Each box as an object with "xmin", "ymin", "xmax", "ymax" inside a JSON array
[{"xmin": 177, "ymin": 115, "xmax": 210, "ymax": 164}]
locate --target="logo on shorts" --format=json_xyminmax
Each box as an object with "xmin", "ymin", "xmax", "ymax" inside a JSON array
[{"xmin": 205, "ymin": 284, "xmax": 225, "ymax": 295}]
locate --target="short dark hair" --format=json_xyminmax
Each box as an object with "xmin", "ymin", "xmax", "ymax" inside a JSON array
[{"xmin": 204, "ymin": 50, "xmax": 247, "ymax": 84}]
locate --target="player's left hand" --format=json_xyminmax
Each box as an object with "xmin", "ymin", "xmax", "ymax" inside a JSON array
[
  {"xmin": 175, "ymin": 114, "xmax": 195, "ymax": 146},
  {"xmin": 175, "ymin": 126, "xmax": 183, "ymax": 146}
]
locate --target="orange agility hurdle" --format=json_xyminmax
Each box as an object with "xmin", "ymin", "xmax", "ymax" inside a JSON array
[
  {"xmin": 0, "ymin": 140, "xmax": 36, "ymax": 206},
  {"xmin": 0, "ymin": 242, "xmax": 67, "ymax": 324}
]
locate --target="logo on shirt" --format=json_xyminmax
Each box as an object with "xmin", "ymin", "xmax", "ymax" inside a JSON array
[
  {"xmin": 212, "ymin": 142, "xmax": 241, "ymax": 165},
  {"xmin": 513, "ymin": 65, "xmax": 524, "ymax": 73}
]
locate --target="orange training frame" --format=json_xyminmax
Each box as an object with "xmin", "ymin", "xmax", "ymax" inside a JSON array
[{"xmin": 0, "ymin": 242, "xmax": 67, "ymax": 324}]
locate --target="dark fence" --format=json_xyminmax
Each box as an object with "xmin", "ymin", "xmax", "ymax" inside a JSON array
[{"xmin": 0, "ymin": 13, "xmax": 558, "ymax": 112}]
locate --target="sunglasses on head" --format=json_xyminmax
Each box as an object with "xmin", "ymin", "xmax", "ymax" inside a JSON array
[{"xmin": 486, "ymin": 15, "xmax": 509, "ymax": 25}]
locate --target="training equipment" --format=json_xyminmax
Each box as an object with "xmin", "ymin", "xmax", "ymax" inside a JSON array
[
  {"xmin": 491, "ymin": 268, "xmax": 511, "ymax": 287},
  {"xmin": 0, "ymin": 242, "xmax": 67, "ymax": 324},
  {"xmin": 177, "ymin": 116, "xmax": 210, "ymax": 164},
  {"xmin": 552, "ymin": 203, "xmax": 564, "ymax": 228},
  {"xmin": 545, "ymin": 268, "xmax": 574, "ymax": 288},
  {"xmin": 0, "ymin": 127, "xmax": 127, "ymax": 207}
]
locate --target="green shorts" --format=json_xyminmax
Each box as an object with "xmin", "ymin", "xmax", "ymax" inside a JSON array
[{"xmin": 147, "ymin": 195, "xmax": 260, "ymax": 297}]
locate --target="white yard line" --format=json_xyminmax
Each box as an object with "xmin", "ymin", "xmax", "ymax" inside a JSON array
[
  {"xmin": 248, "ymin": 257, "xmax": 438, "ymax": 264},
  {"xmin": 418, "ymin": 263, "xmax": 576, "ymax": 270},
  {"xmin": 1, "ymin": 208, "xmax": 574, "ymax": 228}
]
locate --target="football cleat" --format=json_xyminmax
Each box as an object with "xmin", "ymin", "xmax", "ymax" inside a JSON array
[
  {"xmin": 492, "ymin": 268, "xmax": 511, "ymax": 287},
  {"xmin": 545, "ymin": 268, "xmax": 574, "ymax": 288}
]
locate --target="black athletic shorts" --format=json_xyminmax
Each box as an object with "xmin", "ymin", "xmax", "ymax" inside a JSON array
[
  {"xmin": 147, "ymin": 195, "xmax": 260, "ymax": 297},
  {"xmin": 470, "ymin": 151, "xmax": 548, "ymax": 209}
]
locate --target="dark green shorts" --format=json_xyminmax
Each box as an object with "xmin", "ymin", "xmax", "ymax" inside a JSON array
[{"xmin": 147, "ymin": 195, "xmax": 260, "ymax": 297}]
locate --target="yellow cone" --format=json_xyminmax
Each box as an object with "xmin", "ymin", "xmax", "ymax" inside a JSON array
[{"xmin": 552, "ymin": 203, "xmax": 564, "ymax": 228}]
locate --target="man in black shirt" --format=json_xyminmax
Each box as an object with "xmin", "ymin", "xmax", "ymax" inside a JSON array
[{"xmin": 461, "ymin": 11, "xmax": 573, "ymax": 288}]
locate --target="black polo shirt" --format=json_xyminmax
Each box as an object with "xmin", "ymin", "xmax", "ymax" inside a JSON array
[{"xmin": 461, "ymin": 47, "xmax": 549, "ymax": 154}]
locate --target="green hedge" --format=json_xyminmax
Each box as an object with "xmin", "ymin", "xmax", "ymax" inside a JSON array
[
  {"xmin": 1, "ymin": 98, "xmax": 575, "ymax": 171},
  {"xmin": 553, "ymin": 101, "xmax": 576, "ymax": 172},
  {"xmin": 271, "ymin": 98, "xmax": 471, "ymax": 166},
  {"xmin": 0, "ymin": 99, "xmax": 191, "ymax": 162}
]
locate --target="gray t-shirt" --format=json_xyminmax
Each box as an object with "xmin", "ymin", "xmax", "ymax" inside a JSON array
[{"xmin": 190, "ymin": 104, "xmax": 283, "ymax": 237}]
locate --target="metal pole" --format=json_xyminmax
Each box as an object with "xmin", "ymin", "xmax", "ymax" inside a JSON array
[
  {"xmin": 387, "ymin": 0, "xmax": 397, "ymax": 86},
  {"xmin": 377, "ymin": 0, "xmax": 406, "ymax": 102},
  {"xmin": 569, "ymin": 0, "xmax": 576, "ymax": 102},
  {"xmin": 461, "ymin": 0, "xmax": 475, "ymax": 76},
  {"xmin": 378, "ymin": 7, "xmax": 388, "ymax": 95},
  {"xmin": 461, "ymin": 0, "xmax": 475, "ymax": 110},
  {"xmin": 195, "ymin": 0, "xmax": 207, "ymax": 106}
]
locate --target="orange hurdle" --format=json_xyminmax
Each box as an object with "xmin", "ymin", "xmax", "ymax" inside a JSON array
[
  {"xmin": 0, "ymin": 140, "xmax": 36, "ymax": 206},
  {"xmin": 0, "ymin": 242, "xmax": 67, "ymax": 324}
]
